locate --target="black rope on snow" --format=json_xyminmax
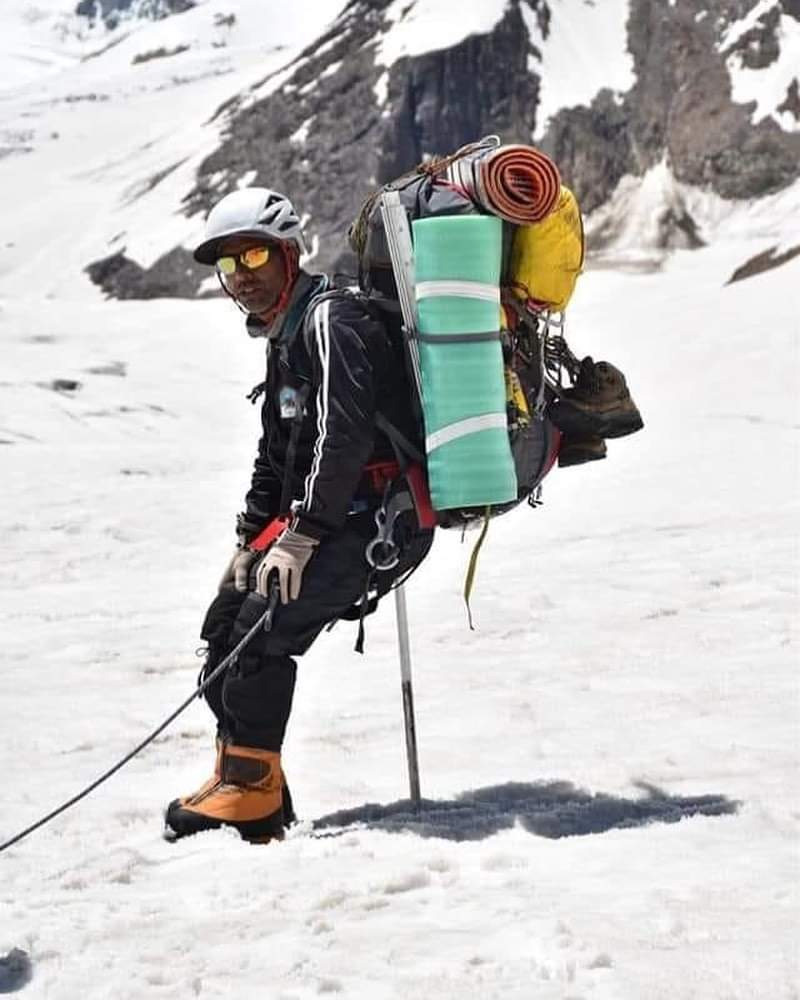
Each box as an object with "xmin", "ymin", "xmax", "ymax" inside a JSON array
[{"xmin": 0, "ymin": 586, "xmax": 281, "ymax": 855}]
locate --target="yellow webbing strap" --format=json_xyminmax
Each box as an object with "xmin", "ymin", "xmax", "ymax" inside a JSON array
[{"xmin": 463, "ymin": 508, "xmax": 491, "ymax": 630}]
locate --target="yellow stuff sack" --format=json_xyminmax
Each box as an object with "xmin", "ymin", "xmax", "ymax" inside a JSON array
[{"xmin": 507, "ymin": 186, "xmax": 584, "ymax": 313}]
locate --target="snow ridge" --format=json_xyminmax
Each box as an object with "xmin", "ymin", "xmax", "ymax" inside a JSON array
[{"xmin": 375, "ymin": 0, "xmax": 511, "ymax": 67}]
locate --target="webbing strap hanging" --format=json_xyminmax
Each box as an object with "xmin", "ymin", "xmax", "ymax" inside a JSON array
[
  {"xmin": 354, "ymin": 569, "xmax": 378, "ymax": 654},
  {"xmin": 247, "ymin": 380, "xmax": 268, "ymax": 404},
  {"xmin": 463, "ymin": 508, "xmax": 491, "ymax": 630}
]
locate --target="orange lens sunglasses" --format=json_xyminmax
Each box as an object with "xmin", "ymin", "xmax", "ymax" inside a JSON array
[{"xmin": 216, "ymin": 246, "xmax": 271, "ymax": 275}]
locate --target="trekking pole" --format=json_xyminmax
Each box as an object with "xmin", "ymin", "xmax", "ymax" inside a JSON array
[{"xmin": 394, "ymin": 583, "xmax": 421, "ymax": 810}]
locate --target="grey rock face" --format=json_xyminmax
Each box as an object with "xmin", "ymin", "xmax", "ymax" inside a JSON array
[
  {"xmin": 543, "ymin": 0, "xmax": 800, "ymax": 248},
  {"xmin": 541, "ymin": 90, "xmax": 634, "ymax": 216},
  {"xmin": 727, "ymin": 2, "xmax": 781, "ymax": 69}
]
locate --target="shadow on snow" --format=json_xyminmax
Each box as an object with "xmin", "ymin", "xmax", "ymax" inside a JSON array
[
  {"xmin": 311, "ymin": 780, "xmax": 739, "ymax": 842},
  {"xmin": 0, "ymin": 950, "xmax": 32, "ymax": 996}
]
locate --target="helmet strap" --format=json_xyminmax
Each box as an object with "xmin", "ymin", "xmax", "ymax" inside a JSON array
[{"xmin": 257, "ymin": 243, "xmax": 299, "ymax": 328}]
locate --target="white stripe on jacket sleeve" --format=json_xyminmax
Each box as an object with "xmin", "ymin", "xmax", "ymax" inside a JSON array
[{"xmin": 302, "ymin": 298, "xmax": 331, "ymax": 511}]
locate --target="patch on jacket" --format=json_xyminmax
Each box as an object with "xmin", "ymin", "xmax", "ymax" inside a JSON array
[{"xmin": 279, "ymin": 385, "xmax": 303, "ymax": 421}]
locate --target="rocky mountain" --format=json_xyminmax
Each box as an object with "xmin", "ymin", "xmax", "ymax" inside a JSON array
[
  {"xmin": 84, "ymin": 0, "xmax": 800, "ymax": 299},
  {"xmin": 548, "ymin": 1, "xmax": 800, "ymax": 208}
]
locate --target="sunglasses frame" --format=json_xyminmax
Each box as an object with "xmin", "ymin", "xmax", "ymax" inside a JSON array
[{"xmin": 216, "ymin": 245, "xmax": 272, "ymax": 276}]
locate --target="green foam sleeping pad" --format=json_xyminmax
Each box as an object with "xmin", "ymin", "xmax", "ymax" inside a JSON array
[{"xmin": 412, "ymin": 214, "xmax": 517, "ymax": 511}]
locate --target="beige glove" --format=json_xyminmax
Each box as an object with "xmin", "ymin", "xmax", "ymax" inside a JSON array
[
  {"xmin": 219, "ymin": 547, "xmax": 259, "ymax": 592},
  {"xmin": 255, "ymin": 528, "xmax": 319, "ymax": 604}
]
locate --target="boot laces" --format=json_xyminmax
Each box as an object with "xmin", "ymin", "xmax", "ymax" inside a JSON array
[{"xmin": 576, "ymin": 356, "xmax": 600, "ymax": 394}]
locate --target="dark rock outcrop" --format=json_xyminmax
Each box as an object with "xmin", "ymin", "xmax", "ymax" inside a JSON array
[
  {"xmin": 726, "ymin": 243, "xmax": 800, "ymax": 283},
  {"xmin": 86, "ymin": 246, "xmax": 201, "ymax": 299},
  {"xmin": 75, "ymin": 0, "xmax": 195, "ymax": 31},
  {"xmin": 777, "ymin": 78, "xmax": 800, "ymax": 122},
  {"xmin": 541, "ymin": 89, "xmax": 633, "ymax": 216}
]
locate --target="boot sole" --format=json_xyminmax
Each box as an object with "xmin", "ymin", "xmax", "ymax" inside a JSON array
[
  {"xmin": 558, "ymin": 448, "xmax": 607, "ymax": 468},
  {"xmin": 602, "ymin": 413, "xmax": 644, "ymax": 439},
  {"xmin": 164, "ymin": 799, "xmax": 287, "ymax": 844},
  {"xmin": 549, "ymin": 407, "xmax": 644, "ymax": 440}
]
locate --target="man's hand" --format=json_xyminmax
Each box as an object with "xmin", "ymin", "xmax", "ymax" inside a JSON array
[
  {"xmin": 219, "ymin": 547, "xmax": 258, "ymax": 592},
  {"xmin": 255, "ymin": 528, "xmax": 319, "ymax": 604}
]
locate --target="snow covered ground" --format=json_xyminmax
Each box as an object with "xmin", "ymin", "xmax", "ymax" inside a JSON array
[
  {"xmin": 1, "ymin": 3, "xmax": 799, "ymax": 998},
  {"xmin": 2, "ymin": 215, "xmax": 798, "ymax": 1000}
]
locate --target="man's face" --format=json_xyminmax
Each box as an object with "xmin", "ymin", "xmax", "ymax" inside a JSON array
[{"xmin": 216, "ymin": 235, "xmax": 287, "ymax": 318}]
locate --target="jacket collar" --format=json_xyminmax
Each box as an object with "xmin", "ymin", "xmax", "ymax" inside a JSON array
[{"xmin": 245, "ymin": 271, "xmax": 328, "ymax": 342}]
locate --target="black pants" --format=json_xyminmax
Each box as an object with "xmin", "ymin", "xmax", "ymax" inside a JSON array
[{"xmin": 199, "ymin": 514, "xmax": 433, "ymax": 751}]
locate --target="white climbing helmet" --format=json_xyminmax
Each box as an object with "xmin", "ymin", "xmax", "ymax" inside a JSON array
[{"xmin": 193, "ymin": 187, "xmax": 306, "ymax": 264}]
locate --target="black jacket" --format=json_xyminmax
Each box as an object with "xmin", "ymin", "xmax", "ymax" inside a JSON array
[{"xmin": 240, "ymin": 275, "xmax": 415, "ymax": 542}]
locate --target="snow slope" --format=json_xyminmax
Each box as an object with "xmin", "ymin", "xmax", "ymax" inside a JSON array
[
  {"xmin": 585, "ymin": 158, "xmax": 800, "ymax": 266},
  {"xmin": 0, "ymin": 0, "xmax": 88, "ymax": 93},
  {"xmin": 0, "ymin": 0, "xmax": 344, "ymax": 279},
  {"xmin": 1, "ymin": 225, "xmax": 797, "ymax": 1000},
  {"xmin": 1, "ymin": 3, "xmax": 799, "ymax": 997}
]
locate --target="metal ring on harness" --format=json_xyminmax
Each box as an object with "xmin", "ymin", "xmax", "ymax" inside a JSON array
[
  {"xmin": 365, "ymin": 538, "xmax": 400, "ymax": 571},
  {"xmin": 365, "ymin": 508, "xmax": 401, "ymax": 571},
  {"xmin": 365, "ymin": 489, "xmax": 414, "ymax": 571}
]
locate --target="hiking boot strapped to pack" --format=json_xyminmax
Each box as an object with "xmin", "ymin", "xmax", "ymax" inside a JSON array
[{"xmin": 548, "ymin": 356, "xmax": 644, "ymax": 442}]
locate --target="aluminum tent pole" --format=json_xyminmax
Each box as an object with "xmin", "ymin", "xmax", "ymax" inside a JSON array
[{"xmin": 393, "ymin": 583, "xmax": 421, "ymax": 809}]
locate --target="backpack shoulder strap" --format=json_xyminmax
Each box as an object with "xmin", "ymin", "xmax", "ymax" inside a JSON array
[
  {"xmin": 374, "ymin": 412, "xmax": 425, "ymax": 466},
  {"xmin": 300, "ymin": 285, "xmax": 368, "ymax": 354}
]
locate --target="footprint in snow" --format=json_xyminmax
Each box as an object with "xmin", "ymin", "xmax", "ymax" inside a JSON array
[
  {"xmin": 85, "ymin": 361, "xmax": 127, "ymax": 377},
  {"xmin": 381, "ymin": 869, "xmax": 430, "ymax": 894}
]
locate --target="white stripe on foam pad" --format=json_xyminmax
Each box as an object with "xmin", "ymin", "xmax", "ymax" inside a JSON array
[
  {"xmin": 415, "ymin": 280, "xmax": 500, "ymax": 304},
  {"xmin": 426, "ymin": 412, "xmax": 508, "ymax": 453}
]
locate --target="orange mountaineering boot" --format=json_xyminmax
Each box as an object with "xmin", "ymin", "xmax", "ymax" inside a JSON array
[{"xmin": 164, "ymin": 743, "xmax": 291, "ymax": 843}]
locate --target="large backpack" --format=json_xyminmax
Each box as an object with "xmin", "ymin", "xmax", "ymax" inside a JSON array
[{"xmin": 349, "ymin": 136, "xmax": 585, "ymax": 529}]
